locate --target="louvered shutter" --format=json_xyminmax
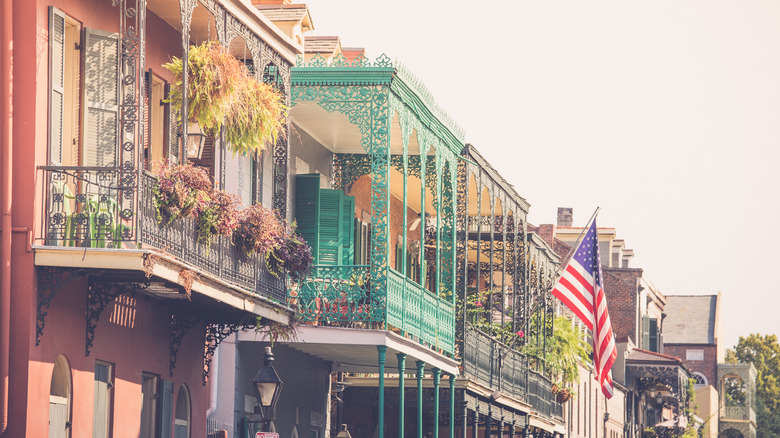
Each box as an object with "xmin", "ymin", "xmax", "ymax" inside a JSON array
[
  {"xmin": 92, "ymin": 363, "xmax": 111, "ymax": 438},
  {"xmin": 339, "ymin": 193, "xmax": 355, "ymax": 265},
  {"xmin": 648, "ymin": 318, "xmax": 659, "ymax": 352},
  {"xmin": 49, "ymin": 7, "xmax": 66, "ymax": 165},
  {"xmin": 83, "ymin": 29, "xmax": 119, "ymax": 167},
  {"xmin": 641, "ymin": 315, "xmax": 650, "ymax": 350},
  {"xmin": 318, "ymin": 189, "xmax": 342, "ymax": 266},
  {"xmin": 294, "ymin": 174, "xmax": 320, "ymax": 263},
  {"xmin": 158, "ymin": 379, "xmax": 174, "ymax": 438}
]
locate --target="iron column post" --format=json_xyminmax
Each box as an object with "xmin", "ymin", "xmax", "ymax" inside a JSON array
[
  {"xmin": 449, "ymin": 374, "xmax": 456, "ymax": 438},
  {"xmin": 433, "ymin": 368, "xmax": 441, "ymax": 438},
  {"xmin": 378, "ymin": 346, "xmax": 387, "ymax": 438},
  {"xmin": 417, "ymin": 360, "xmax": 425, "ymax": 438},
  {"xmin": 397, "ymin": 353, "xmax": 407, "ymax": 438}
]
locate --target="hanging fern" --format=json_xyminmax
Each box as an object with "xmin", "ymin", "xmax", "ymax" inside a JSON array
[{"xmin": 164, "ymin": 41, "xmax": 286, "ymax": 155}]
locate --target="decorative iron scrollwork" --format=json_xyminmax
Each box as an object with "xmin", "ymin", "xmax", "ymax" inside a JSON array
[
  {"xmin": 85, "ymin": 281, "xmax": 148, "ymax": 356},
  {"xmin": 169, "ymin": 310, "xmax": 199, "ymax": 377},
  {"xmin": 36, "ymin": 267, "xmax": 87, "ymax": 346},
  {"xmin": 203, "ymin": 322, "xmax": 254, "ymax": 385}
]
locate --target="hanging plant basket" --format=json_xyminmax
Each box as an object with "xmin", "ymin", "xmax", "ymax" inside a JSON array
[
  {"xmin": 556, "ymin": 388, "xmax": 572, "ymax": 403},
  {"xmin": 164, "ymin": 41, "xmax": 286, "ymax": 156}
]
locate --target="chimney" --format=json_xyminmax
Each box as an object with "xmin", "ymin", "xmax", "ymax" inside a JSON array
[
  {"xmin": 537, "ymin": 224, "xmax": 555, "ymax": 248},
  {"xmin": 557, "ymin": 207, "xmax": 573, "ymax": 227}
]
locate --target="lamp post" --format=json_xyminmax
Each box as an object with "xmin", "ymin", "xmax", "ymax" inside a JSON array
[{"xmin": 253, "ymin": 346, "xmax": 283, "ymax": 432}]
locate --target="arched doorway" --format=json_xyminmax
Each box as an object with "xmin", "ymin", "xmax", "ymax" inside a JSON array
[
  {"xmin": 174, "ymin": 384, "xmax": 191, "ymax": 438},
  {"xmin": 49, "ymin": 355, "xmax": 72, "ymax": 438}
]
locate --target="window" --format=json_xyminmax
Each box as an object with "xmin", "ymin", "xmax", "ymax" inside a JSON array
[
  {"xmin": 692, "ymin": 372, "xmax": 708, "ymax": 387},
  {"xmin": 174, "ymin": 385, "xmax": 191, "ymax": 438},
  {"xmin": 49, "ymin": 7, "xmax": 119, "ymax": 168},
  {"xmin": 687, "ymin": 349, "xmax": 704, "ymax": 361},
  {"xmin": 145, "ymin": 71, "xmax": 169, "ymax": 170},
  {"xmin": 140, "ymin": 373, "xmax": 159, "ymax": 438},
  {"xmin": 93, "ymin": 361, "xmax": 113, "ymax": 438},
  {"xmin": 49, "ymin": 355, "xmax": 72, "ymax": 438}
]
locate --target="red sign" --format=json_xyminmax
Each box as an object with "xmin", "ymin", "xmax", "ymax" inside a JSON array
[{"xmin": 255, "ymin": 433, "xmax": 279, "ymax": 438}]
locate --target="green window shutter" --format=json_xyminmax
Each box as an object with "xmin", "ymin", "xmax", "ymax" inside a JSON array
[
  {"xmin": 83, "ymin": 29, "xmax": 119, "ymax": 167},
  {"xmin": 641, "ymin": 315, "xmax": 650, "ymax": 350},
  {"xmin": 354, "ymin": 218, "xmax": 362, "ymax": 265},
  {"xmin": 318, "ymin": 189, "xmax": 342, "ymax": 266},
  {"xmin": 294, "ymin": 174, "xmax": 321, "ymax": 263},
  {"xmin": 649, "ymin": 318, "xmax": 659, "ymax": 352},
  {"xmin": 49, "ymin": 7, "xmax": 66, "ymax": 166},
  {"xmin": 340, "ymin": 194, "xmax": 355, "ymax": 265},
  {"xmin": 158, "ymin": 379, "xmax": 174, "ymax": 438}
]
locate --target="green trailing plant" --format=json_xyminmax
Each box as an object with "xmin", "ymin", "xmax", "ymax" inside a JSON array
[
  {"xmin": 193, "ymin": 188, "xmax": 241, "ymax": 246},
  {"xmin": 164, "ymin": 41, "xmax": 286, "ymax": 156},
  {"xmin": 153, "ymin": 160, "xmax": 212, "ymax": 225},
  {"xmin": 523, "ymin": 316, "xmax": 591, "ymax": 386},
  {"xmin": 232, "ymin": 203, "xmax": 285, "ymax": 257}
]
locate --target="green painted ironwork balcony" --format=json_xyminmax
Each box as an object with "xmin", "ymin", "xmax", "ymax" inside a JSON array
[{"xmin": 289, "ymin": 265, "xmax": 455, "ymax": 355}]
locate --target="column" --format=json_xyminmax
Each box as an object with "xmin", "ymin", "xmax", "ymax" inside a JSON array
[
  {"xmin": 433, "ymin": 368, "xmax": 441, "ymax": 438},
  {"xmin": 397, "ymin": 353, "xmax": 407, "ymax": 438},
  {"xmin": 472, "ymin": 408, "xmax": 478, "ymax": 438},
  {"xmin": 485, "ymin": 411, "xmax": 492, "ymax": 438},
  {"xmin": 449, "ymin": 374, "xmax": 456, "ymax": 438},
  {"xmin": 378, "ymin": 346, "xmax": 387, "ymax": 438},
  {"xmin": 417, "ymin": 360, "xmax": 425, "ymax": 438}
]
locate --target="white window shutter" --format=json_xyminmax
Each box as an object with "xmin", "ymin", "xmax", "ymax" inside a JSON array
[
  {"xmin": 49, "ymin": 7, "xmax": 66, "ymax": 166},
  {"xmin": 83, "ymin": 29, "xmax": 119, "ymax": 168}
]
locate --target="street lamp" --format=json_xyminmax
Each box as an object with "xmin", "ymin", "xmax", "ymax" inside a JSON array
[
  {"xmin": 253, "ymin": 346, "xmax": 283, "ymax": 432},
  {"xmin": 185, "ymin": 122, "xmax": 207, "ymax": 160}
]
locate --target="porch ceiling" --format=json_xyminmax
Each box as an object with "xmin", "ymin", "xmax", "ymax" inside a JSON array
[{"xmin": 237, "ymin": 325, "xmax": 460, "ymax": 375}]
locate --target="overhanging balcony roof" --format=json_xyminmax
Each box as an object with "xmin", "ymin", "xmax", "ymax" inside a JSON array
[
  {"xmin": 34, "ymin": 246, "xmax": 292, "ymax": 324},
  {"xmin": 237, "ymin": 325, "xmax": 459, "ymax": 375}
]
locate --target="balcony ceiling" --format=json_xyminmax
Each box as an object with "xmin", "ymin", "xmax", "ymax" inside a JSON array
[{"xmin": 237, "ymin": 325, "xmax": 460, "ymax": 375}]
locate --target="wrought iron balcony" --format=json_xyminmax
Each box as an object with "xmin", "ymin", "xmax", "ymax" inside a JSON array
[
  {"xmin": 462, "ymin": 325, "xmax": 560, "ymax": 418},
  {"xmin": 289, "ymin": 266, "xmax": 456, "ymax": 354},
  {"xmin": 38, "ymin": 166, "xmax": 286, "ymax": 303}
]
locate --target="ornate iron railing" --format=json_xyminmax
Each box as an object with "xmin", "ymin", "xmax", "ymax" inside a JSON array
[
  {"xmin": 289, "ymin": 266, "xmax": 455, "ymax": 354},
  {"xmin": 462, "ymin": 325, "xmax": 559, "ymax": 419},
  {"xmin": 38, "ymin": 167, "xmax": 287, "ymax": 303}
]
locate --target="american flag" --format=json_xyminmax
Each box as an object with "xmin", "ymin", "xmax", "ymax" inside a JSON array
[{"xmin": 551, "ymin": 219, "xmax": 617, "ymax": 398}]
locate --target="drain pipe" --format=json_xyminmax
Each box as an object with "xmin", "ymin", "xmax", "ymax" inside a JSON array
[
  {"xmin": 206, "ymin": 344, "xmax": 219, "ymax": 418},
  {"xmin": 0, "ymin": 0, "xmax": 13, "ymax": 433}
]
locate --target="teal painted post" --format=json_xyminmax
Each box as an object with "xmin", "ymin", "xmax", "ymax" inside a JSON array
[
  {"xmin": 419, "ymin": 153, "xmax": 426, "ymax": 291},
  {"xmin": 397, "ymin": 353, "xmax": 407, "ymax": 438},
  {"xmin": 416, "ymin": 361, "xmax": 425, "ymax": 438},
  {"xmin": 378, "ymin": 346, "xmax": 387, "ymax": 438},
  {"xmin": 449, "ymin": 374, "xmax": 456, "ymax": 438},
  {"xmin": 433, "ymin": 368, "xmax": 441, "ymax": 438}
]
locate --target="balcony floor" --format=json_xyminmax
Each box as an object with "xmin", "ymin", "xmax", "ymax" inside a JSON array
[{"xmin": 33, "ymin": 246, "xmax": 293, "ymax": 324}]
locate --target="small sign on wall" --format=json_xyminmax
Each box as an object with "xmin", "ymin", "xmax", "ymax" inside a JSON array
[{"xmin": 256, "ymin": 433, "xmax": 279, "ymax": 438}]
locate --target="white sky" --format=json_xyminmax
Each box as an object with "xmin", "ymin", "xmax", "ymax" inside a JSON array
[{"xmin": 305, "ymin": 0, "xmax": 780, "ymax": 349}]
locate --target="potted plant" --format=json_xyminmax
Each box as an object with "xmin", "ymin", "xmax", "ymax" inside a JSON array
[
  {"xmin": 153, "ymin": 160, "xmax": 212, "ymax": 225},
  {"xmin": 193, "ymin": 188, "xmax": 240, "ymax": 246},
  {"xmin": 164, "ymin": 41, "xmax": 286, "ymax": 156}
]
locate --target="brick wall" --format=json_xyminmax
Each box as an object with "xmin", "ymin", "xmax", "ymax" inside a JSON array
[
  {"xmin": 603, "ymin": 268, "xmax": 643, "ymax": 344},
  {"xmin": 663, "ymin": 344, "xmax": 718, "ymax": 387},
  {"xmin": 348, "ymin": 174, "xmax": 420, "ymax": 269}
]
